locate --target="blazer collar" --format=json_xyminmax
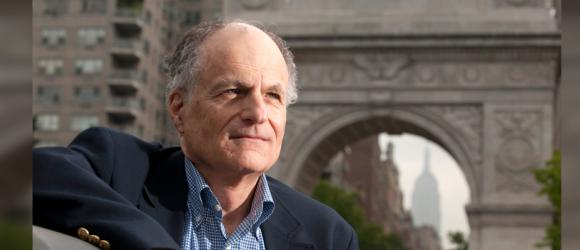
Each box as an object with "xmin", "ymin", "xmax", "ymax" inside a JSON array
[
  {"xmin": 262, "ymin": 187, "xmax": 314, "ymax": 250},
  {"xmin": 139, "ymin": 148, "xmax": 188, "ymax": 245}
]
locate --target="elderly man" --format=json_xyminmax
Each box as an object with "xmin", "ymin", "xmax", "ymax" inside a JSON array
[{"xmin": 33, "ymin": 21, "xmax": 358, "ymax": 250}]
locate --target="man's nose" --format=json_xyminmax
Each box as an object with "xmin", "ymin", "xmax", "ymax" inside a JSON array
[{"xmin": 240, "ymin": 92, "xmax": 267, "ymax": 124}]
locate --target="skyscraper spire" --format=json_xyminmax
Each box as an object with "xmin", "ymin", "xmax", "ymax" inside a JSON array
[
  {"xmin": 411, "ymin": 142, "xmax": 441, "ymax": 234},
  {"xmin": 423, "ymin": 144, "xmax": 431, "ymax": 173}
]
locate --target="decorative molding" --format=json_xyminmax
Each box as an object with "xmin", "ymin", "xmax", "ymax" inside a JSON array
[
  {"xmin": 286, "ymin": 106, "xmax": 338, "ymax": 128},
  {"xmin": 297, "ymin": 63, "xmax": 353, "ymax": 86},
  {"xmin": 409, "ymin": 62, "xmax": 554, "ymax": 87},
  {"xmin": 277, "ymin": 106, "xmax": 343, "ymax": 174},
  {"xmin": 354, "ymin": 54, "xmax": 410, "ymax": 80},
  {"xmin": 463, "ymin": 65, "xmax": 481, "ymax": 83},
  {"xmin": 283, "ymin": 106, "xmax": 339, "ymax": 149},
  {"xmin": 497, "ymin": 137, "xmax": 537, "ymax": 172},
  {"xmin": 493, "ymin": 0, "xmax": 547, "ymax": 8},
  {"xmin": 494, "ymin": 110, "xmax": 543, "ymax": 193},
  {"xmin": 416, "ymin": 65, "xmax": 437, "ymax": 84},
  {"xmin": 296, "ymin": 53, "xmax": 555, "ymax": 88},
  {"xmin": 422, "ymin": 105, "xmax": 483, "ymax": 163},
  {"xmin": 329, "ymin": 65, "xmax": 348, "ymax": 82}
]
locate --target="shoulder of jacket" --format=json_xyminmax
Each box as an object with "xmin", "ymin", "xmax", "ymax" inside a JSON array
[{"xmin": 266, "ymin": 176, "xmax": 348, "ymax": 224}]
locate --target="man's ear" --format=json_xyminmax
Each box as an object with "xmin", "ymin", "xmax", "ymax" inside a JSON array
[{"xmin": 168, "ymin": 90, "xmax": 185, "ymax": 135}]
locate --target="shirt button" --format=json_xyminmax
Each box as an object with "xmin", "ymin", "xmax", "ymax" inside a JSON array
[
  {"xmin": 195, "ymin": 215, "xmax": 201, "ymax": 223},
  {"xmin": 225, "ymin": 244, "xmax": 231, "ymax": 250},
  {"xmin": 214, "ymin": 204, "xmax": 222, "ymax": 212}
]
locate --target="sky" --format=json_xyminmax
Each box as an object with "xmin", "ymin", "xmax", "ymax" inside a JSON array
[{"xmin": 378, "ymin": 133, "xmax": 470, "ymax": 250}]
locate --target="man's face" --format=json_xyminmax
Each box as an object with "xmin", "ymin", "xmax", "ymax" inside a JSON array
[{"xmin": 170, "ymin": 24, "xmax": 289, "ymax": 177}]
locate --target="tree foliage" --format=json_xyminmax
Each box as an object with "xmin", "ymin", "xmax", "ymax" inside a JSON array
[
  {"xmin": 533, "ymin": 150, "xmax": 561, "ymax": 250},
  {"xmin": 312, "ymin": 180, "xmax": 408, "ymax": 250},
  {"xmin": 0, "ymin": 221, "xmax": 31, "ymax": 250},
  {"xmin": 448, "ymin": 231, "xmax": 469, "ymax": 250}
]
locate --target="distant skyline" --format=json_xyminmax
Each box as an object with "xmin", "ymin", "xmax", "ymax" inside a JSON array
[{"xmin": 379, "ymin": 133, "xmax": 470, "ymax": 250}]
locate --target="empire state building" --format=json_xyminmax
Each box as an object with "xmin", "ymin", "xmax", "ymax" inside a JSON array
[{"xmin": 411, "ymin": 145, "xmax": 441, "ymax": 234}]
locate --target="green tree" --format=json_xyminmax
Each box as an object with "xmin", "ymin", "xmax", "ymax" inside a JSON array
[
  {"xmin": 0, "ymin": 221, "xmax": 31, "ymax": 250},
  {"xmin": 448, "ymin": 231, "xmax": 469, "ymax": 250},
  {"xmin": 312, "ymin": 180, "xmax": 408, "ymax": 250},
  {"xmin": 533, "ymin": 150, "xmax": 561, "ymax": 250}
]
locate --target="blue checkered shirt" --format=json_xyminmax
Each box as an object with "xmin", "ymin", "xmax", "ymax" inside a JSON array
[{"xmin": 181, "ymin": 159, "xmax": 275, "ymax": 250}]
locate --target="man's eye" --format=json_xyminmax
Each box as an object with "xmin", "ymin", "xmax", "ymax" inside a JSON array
[
  {"xmin": 267, "ymin": 92, "xmax": 281, "ymax": 100},
  {"xmin": 224, "ymin": 88, "xmax": 241, "ymax": 95}
]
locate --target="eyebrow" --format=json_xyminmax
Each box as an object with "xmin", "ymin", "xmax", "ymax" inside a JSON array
[
  {"xmin": 209, "ymin": 78, "xmax": 285, "ymax": 94},
  {"xmin": 208, "ymin": 78, "xmax": 248, "ymax": 94},
  {"xmin": 265, "ymin": 83, "xmax": 284, "ymax": 93}
]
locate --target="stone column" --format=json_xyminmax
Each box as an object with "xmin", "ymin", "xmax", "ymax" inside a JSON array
[{"xmin": 468, "ymin": 103, "xmax": 554, "ymax": 250}]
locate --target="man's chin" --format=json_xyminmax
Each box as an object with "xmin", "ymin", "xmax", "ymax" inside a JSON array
[{"xmin": 230, "ymin": 152, "xmax": 273, "ymax": 174}]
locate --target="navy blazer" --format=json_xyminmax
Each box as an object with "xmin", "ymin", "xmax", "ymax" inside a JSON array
[{"xmin": 33, "ymin": 127, "xmax": 358, "ymax": 250}]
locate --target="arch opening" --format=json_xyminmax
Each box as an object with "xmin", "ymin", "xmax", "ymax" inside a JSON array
[
  {"xmin": 283, "ymin": 107, "xmax": 478, "ymax": 203},
  {"xmin": 282, "ymin": 107, "xmax": 475, "ymax": 249}
]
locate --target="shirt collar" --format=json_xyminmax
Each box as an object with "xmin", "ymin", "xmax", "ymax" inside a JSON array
[{"xmin": 184, "ymin": 158, "xmax": 275, "ymax": 230}]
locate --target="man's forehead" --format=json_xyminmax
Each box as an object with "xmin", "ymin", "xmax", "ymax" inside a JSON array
[
  {"xmin": 224, "ymin": 22, "xmax": 262, "ymax": 32},
  {"xmin": 196, "ymin": 23, "xmax": 287, "ymax": 73},
  {"xmin": 200, "ymin": 24, "xmax": 278, "ymax": 55}
]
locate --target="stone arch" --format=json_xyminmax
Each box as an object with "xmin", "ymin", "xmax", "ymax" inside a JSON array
[{"xmin": 281, "ymin": 106, "xmax": 479, "ymax": 203}]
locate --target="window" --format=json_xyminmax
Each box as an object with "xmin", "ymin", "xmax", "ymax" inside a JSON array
[
  {"xmin": 75, "ymin": 59, "xmax": 103, "ymax": 75},
  {"xmin": 182, "ymin": 11, "xmax": 200, "ymax": 25},
  {"xmin": 41, "ymin": 28, "xmax": 66, "ymax": 47},
  {"xmin": 141, "ymin": 71, "xmax": 148, "ymax": 83},
  {"xmin": 81, "ymin": 0, "xmax": 107, "ymax": 14},
  {"xmin": 143, "ymin": 9, "xmax": 152, "ymax": 24},
  {"xmin": 162, "ymin": 5, "xmax": 176, "ymax": 20},
  {"xmin": 160, "ymin": 27, "xmax": 172, "ymax": 42},
  {"xmin": 78, "ymin": 28, "xmax": 106, "ymax": 47},
  {"xmin": 139, "ymin": 97, "xmax": 146, "ymax": 111},
  {"xmin": 117, "ymin": 0, "xmax": 143, "ymax": 9},
  {"xmin": 138, "ymin": 124, "xmax": 144, "ymax": 137},
  {"xmin": 155, "ymin": 109, "xmax": 166, "ymax": 128},
  {"xmin": 36, "ymin": 86, "xmax": 61, "ymax": 104},
  {"xmin": 71, "ymin": 115, "xmax": 99, "ymax": 131},
  {"xmin": 143, "ymin": 40, "xmax": 149, "ymax": 55},
  {"xmin": 38, "ymin": 59, "xmax": 64, "ymax": 75},
  {"xmin": 73, "ymin": 86, "xmax": 100, "ymax": 103},
  {"xmin": 34, "ymin": 114, "xmax": 59, "ymax": 131},
  {"xmin": 44, "ymin": 0, "xmax": 68, "ymax": 16}
]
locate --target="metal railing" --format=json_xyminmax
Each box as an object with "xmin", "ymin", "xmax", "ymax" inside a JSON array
[
  {"xmin": 109, "ymin": 69, "xmax": 145, "ymax": 82},
  {"xmin": 113, "ymin": 39, "xmax": 142, "ymax": 50},
  {"xmin": 109, "ymin": 97, "xmax": 140, "ymax": 109},
  {"xmin": 115, "ymin": 8, "xmax": 142, "ymax": 18}
]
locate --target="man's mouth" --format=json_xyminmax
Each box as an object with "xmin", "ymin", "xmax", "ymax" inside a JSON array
[{"xmin": 230, "ymin": 135, "xmax": 268, "ymax": 141}]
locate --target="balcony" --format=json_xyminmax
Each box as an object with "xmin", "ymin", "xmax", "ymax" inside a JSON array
[
  {"xmin": 110, "ymin": 39, "xmax": 144, "ymax": 63},
  {"xmin": 106, "ymin": 97, "xmax": 140, "ymax": 123},
  {"xmin": 108, "ymin": 69, "xmax": 144, "ymax": 95},
  {"xmin": 112, "ymin": 8, "xmax": 144, "ymax": 32}
]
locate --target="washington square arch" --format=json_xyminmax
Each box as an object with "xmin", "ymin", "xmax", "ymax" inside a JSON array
[{"xmin": 216, "ymin": 1, "xmax": 560, "ymax": 250}]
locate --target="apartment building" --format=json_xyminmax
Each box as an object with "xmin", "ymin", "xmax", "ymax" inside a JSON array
[{"xmin": 33, "ymin": 0, "xmax": 203, "ymax": 147}]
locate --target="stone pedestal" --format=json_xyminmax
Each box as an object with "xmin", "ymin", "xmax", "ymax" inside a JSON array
[{"xmin": 466, "ymin": 204, "xmax": 552, "ymax": 250}]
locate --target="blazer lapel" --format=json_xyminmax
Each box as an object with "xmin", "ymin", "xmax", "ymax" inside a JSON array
[
  {"xmin": 138, "ymin": 149, "xmax": 188, "ymax": 244},
  {"xmin": 262, "ymin": 191, "xmax": 315, "ymax": 250}
]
